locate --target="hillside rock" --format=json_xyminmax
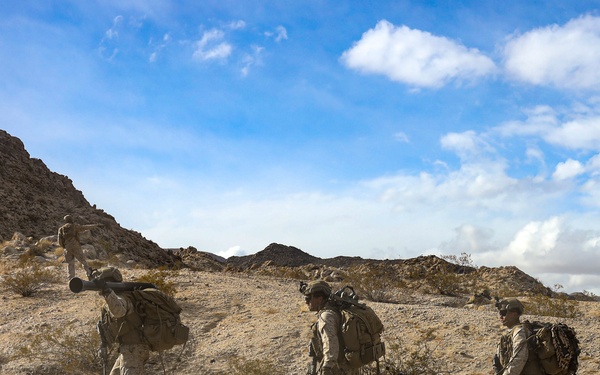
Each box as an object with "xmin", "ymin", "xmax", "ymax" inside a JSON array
[{"xmin": 0, "ymin": 130, "xmax": 179, "ymax": 268}]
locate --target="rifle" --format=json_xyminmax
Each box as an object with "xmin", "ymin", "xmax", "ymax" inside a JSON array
[
  {"xmin": 330, "ymin": 286, "xmax": 367, "ymax": 309},
  {"xmin": 97, "ymin": 320, "xmax": 108, "ymax": 375},
  {"xmin": 69, "ymin": 277, "xmax": 156, "ymax": 294},
  {"xmin": 306, "ymin": 340, "xmax": 317, "ymax": 375},
  {"xmin": 493, "ymin": 354, "xmax": 502, "ymax": 375}
]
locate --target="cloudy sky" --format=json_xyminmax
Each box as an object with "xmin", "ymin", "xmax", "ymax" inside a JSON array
[{"xmin": 2, "ymin": 1, "xmax": 600, "ymax": 295}]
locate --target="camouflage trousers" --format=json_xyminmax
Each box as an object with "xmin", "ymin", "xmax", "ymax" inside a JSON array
[
  {"xmin": 64, "ymin": 245, "xmax": 90, "ymax": 279},
  {"xmin": 109, "ymin": 344, "xmax": 150, "ymax": 375}
]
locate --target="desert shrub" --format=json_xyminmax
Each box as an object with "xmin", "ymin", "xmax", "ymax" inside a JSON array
[
  {"xmin": 87, "ymin": 259, "xmax": 106, "ymax": 270},
  {"xmin": 255, "ymin": 266, "xmax": 308, "ymax": 280},
  {"xmin": 374, "ymin": 333, "xmax": 445, "ymax": 375},
  {"xmin": 423, "ymin": 268, "xmax": 474, "ymax": 296},
  {"xmin": 134, "ymin": 269, "xmax": 178, "ymax": 297},
  {"xmin": 525, "ymin": 294, "xmax": 579, "ymax": 318},
  {"xmin": 226, "ymin": 356, "xmax": 285, "ymax": 375},
  {"xmin": 15, "ymin": 320, "xmax": 106, "ymax": 375},
  {"xmin": 344, "ymin": 265, "xmax": 405, "ymax": 303},
  {"xmin": 441, "ymin": 252, "xmax": 477, "ymax": 268},
  {"xmin": 0, "ymin": 262, "xmax": 61, "ymax": 297}
]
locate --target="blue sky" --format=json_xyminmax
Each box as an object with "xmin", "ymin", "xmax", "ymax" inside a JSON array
[{"xmin": 2, "ymin": 1, "xmax": 600, "ymax": 294}]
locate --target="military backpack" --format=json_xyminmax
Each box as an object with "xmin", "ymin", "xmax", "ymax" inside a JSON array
[
  {"xmin": 331, "ymin": 286, "xmax": 386, "ymax": 369},
  {"xmin": 523, "ymin": 321, "xmax": 580, "ymax": 375},
  {"xmin": 100, "ymin": 288, "xmax": 189, "ymax": 352}
]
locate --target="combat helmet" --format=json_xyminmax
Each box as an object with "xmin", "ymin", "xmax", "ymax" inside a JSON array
[
  {"xmin": 63, "ymin": 214, "xmax": 73, "ymax": 223},
  {"xmin": 91, "ymin": 267, "xmax": 123, "ymax": 282},
  {"xmin": 299, "ymin": 280, "xmax": 332, "ymax": 296},
  {"xmin": 495, "ymin": 298, "xmax": 524, "ymax": 314}
]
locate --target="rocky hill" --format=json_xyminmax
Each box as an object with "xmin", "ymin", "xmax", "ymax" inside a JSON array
[
  {"xmin": 1, "ymin": 129, "xmax": 599, "ymax": 374},
  {"xmin": 0, "ymin": 130, "xmax": 178, "ymax": 268},
  {"xmin": 0, "ymin": 129, "xmax": 592, "ymax": 301}
]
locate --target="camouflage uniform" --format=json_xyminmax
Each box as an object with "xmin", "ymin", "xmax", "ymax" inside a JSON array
[
  {"xmin": 312, "ymin": 302, "xmax": 359, "ymax": 375},
  {"xmin": 302, "ymin": 280, "xmax": 359, "ymax": 375},
  {"xmin": 104, "ymin": 290, "xmax": 150, "ymax": 375},
  {"xmin": 496, "ymin": 299, "xmax": 544, "ymax": 375},
  {"xmin": 57, "ymin": 215, "xmax": 101, "ymax": 279}
]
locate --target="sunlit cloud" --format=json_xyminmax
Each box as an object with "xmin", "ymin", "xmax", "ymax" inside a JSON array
[
  {"xmin": 341, "ymin": 20, "xmax": 496, "ymax": 88},
  {"xmin": 503, "ymin": 14, "xmax": 600, "ymax": 90},
  {"xmin": 193, "ymin": 29, "xmax": 232, "ymax": 61},
  {"xmin": 553, "ymin": 159, "xmax": 585, "ymax": 181}
]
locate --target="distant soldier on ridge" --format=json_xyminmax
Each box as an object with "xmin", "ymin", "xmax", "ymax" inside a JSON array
[{"xmin": 58, "ymin": 214, "xmax": 103, "ymax": 279}]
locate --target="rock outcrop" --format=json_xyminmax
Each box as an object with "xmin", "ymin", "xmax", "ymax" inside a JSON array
[{"xmin": 0, "ymin": 130, "xmax": 179, "ymax": 268}]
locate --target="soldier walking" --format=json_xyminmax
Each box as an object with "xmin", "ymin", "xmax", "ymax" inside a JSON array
[{"xmin": 57, "ymin": 214, "xmax": 102, "ymax": 279}]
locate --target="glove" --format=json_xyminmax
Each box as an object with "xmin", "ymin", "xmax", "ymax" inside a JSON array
[{"xmin": 93, "ymin": 279, "xmax": 112, "ymax": 297}]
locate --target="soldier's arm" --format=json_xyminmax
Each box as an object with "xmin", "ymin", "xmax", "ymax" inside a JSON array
[
  {"xmin": 318, "ymin": 310, "xmax": 341, "ymax": 369},
  {"xmin": 504, "ymin": 326, "xmax": 528, "ymax": 375},
  {"xmin": 103, "ymin": 291, "xmax": 131, "ymax": 319}
]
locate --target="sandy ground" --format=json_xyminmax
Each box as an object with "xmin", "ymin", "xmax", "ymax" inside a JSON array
[{"xmin": 1, "ymin": 267, "xmax": 599, "ymax": 374}]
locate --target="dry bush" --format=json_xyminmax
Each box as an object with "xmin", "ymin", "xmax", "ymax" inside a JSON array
[
  {"xmin": 255, "ymin": 266, "xmax": 308, "ymax": 280},
  {"xmin": 134, "ymin": 269, "xmax": 178, "ymax": 297},
  {"xmin": 524, "ymin": 294, "xmax": 579, "ymax": 318},
  {"xmin": 226, "ymin": 356, "xmax": 285, "ymax": 375},
  {"xmin": 344, "ymin": 265, "xmax": 406, "ymax": 303},
  {"xmin": 0, "ymin": 262, "xmax": 61, "ymax": 297},
  {"xmin": 420, "ymin": 266, "xmax": 479, "ymax": 297},
  {"xmin": 375, "ymin": 332, "xmax": 446, "ymax": 375},
  {"xmin": 14, "ymin": 320, "xmax": 105, "ymax": 375}
]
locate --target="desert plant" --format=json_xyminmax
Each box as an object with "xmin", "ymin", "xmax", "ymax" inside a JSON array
[
  {"xmin": 15, "ymin": 320, "xmax": 106, "ymax": 375},
  {"xmin": 134, "ymin": 269, "xmax": 178, "ymax": 297},
  {"xmin": 344, "ymin": 265, "xmax": 405, "ymax": 303},
  {"xmin": 424, "ymin": 268, "xmax": 469, "ymax": 296},
  {"xmin": 374, "ymin": 333, "xmax": 445, "ymax": 375},
  {"xmin": 0, "ymin": 262, "xmax": 61, "ymax": 297},
  {"xmin": 441, "ymin": 252, "xmax": 477, "ymax": 268},
  {"xmin": 226, "ymin": 356, "xmax": 285, "ymax": 375},
  {"xmin": 525, "ymin": 294, "xmax": 579, "ymax": 318}
]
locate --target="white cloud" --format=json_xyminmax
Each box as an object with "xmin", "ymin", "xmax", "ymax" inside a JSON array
[
  {"xmin": 217, "ymin": 245, "xmax": 249, "ymax": 258},
  {"xmin": 275, "ymin": 25, "xmax": 288, "ymax": 42},
  {"xmin": 587, "ymin": 154, "xmax": 600, "ymax": 174},
  {"xmin": 496, "ymin": 104, "xmax": 600, "ymax": 151},
  {"xmin": 506, "ymin": 217, "xmax": 561, "ymax": 257},
  {"xmin": 439, "ymin": 224, "xmax": 496, "ymax": 253},
  {"xmin": 503, "ymin": 15, "xmax": 600, "ymax": 90},
  {"xmin": 104, "ymin": 15, "xmax": 124, "ymax": 40},
  {"xmin": 340, "ymin": 20, "xmax": 496, "ymax": 88},
  {"xmin": 193, "ymin": 29, "xmax": 232, "ymax": 61},
  {"xmin": 440, "ymin": 130, "xmax": 495, "ymax": 161},
  {"xmin": 393, "ymin": 131, "xmax": 409, "ymax": 143},
  {"xmin": 265, "ymin": 25, "xmax": 288, "ymax": 42},
  {"xmin": 240, "ymin": 45, "xmax": 264, "ymax": 77},
  {"xmin": 552, "ymin": 159, "xmax": 585, "ymax": 180},
  {"xmin": 227, "ymin": 20, "xmax": 246, "ymax": 30}
]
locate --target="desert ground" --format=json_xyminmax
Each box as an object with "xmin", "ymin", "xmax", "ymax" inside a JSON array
[{"xmin": 1, "ymin": 265, "xmax": 599, "ymax": 375}]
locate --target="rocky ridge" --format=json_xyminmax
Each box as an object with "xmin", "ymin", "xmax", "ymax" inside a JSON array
[
  {"xmin": 0, "ymin": 130, "xmax": 178, "ymax": 268},
  {"xmin": 1, "ymin": 129, "xmax": 599, "ymax": 374}
]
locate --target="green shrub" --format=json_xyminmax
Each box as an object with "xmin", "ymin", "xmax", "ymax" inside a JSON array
[
  {"xmin": 227, "ymin": 356, "xmax": 285, "ymax": 375},
  {"xmin": 0, "ymin": 263, "xmax": 61, "ymax": 297}
]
